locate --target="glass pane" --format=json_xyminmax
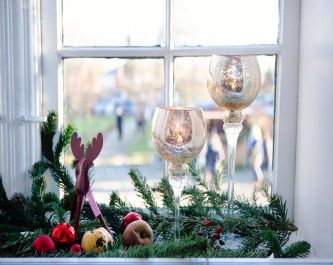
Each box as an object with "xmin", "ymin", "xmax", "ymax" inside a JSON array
[
  {"xmin": 62, "ymin": 0, "xmax": 165, "ymax": 46},
  {"xmin": 174, "ymin": 56, "xmax": 276, "ymax": 202},
  {"xmin": 64, "ymin": 58, "xmax": 164, "ymax": 205},
  {"xmin": 174, "ymin": 0, "xmax": 279, "ymax": 46}
]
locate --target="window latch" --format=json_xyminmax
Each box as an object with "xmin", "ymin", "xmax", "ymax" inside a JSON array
[{"xmin": 20, "ymin": 115, "xmax": 47, "ymax": 124}]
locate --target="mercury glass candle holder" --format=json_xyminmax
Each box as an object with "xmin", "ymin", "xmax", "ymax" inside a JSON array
[
  {"xmin": 207, "ymin": 54, "xmax": 261, "ymax": 219},
  {"xmin": 152, "ymin": 106, "xmax": 206, "ymax": 239}
]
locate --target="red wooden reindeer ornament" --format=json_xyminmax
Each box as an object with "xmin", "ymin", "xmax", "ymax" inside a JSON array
[{"xmin": 70, "ymin": 132, "xmax": 113, "ymax": 236}]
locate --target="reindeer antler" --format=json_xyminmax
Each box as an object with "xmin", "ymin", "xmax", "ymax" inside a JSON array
[
  {"xmin": 71, "ymin": 132, "xmax": 85, "ymax": 161},
  {"xmin": 86, "ymin": 133, "xmax": 103, "ymax": 163}
]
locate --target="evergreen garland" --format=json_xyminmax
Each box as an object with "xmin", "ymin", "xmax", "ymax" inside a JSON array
[{"xmin": 0, "ymin": 112, "xmax": 311, "ymax": 258}]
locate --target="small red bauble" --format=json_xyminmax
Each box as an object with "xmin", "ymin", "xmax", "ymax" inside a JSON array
[
  {"xmin": 215, "ymin": 227, "xmax": 223, "ymax": 234},
  {"xmin": 213, "ymin": 233, "xmax": 221, "ymax": 239},
  {"xmin": 33, "ymin": 235, "xmax": 55, "ymax": 254},
  {"xmin": 51, "ymin": 223, "xmax": 76, "ymax": 245},
  {"xmin": 122, "ymin": 212, "xmax": 142, "ymax": 229},
  {"xmin": 70, "ymin": 243, "xmax": 83, "ymax": 254},
  {"xmin": 203, "ymin": 219, "xmax": 213, "ymax": 227}
]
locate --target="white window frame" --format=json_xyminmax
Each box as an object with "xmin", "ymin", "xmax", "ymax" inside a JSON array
[
  {"xmin": 0, "ymin": 0, "xmax": 43, "ymax": 197},
  {"xmin": 40, "ymin": 0, "xmax": 301, "ymax": 219}
]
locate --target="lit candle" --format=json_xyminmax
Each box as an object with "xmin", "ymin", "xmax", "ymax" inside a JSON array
[{"xmin": 175, "ymin": 126, "xmax": 184, "ymax": 145}]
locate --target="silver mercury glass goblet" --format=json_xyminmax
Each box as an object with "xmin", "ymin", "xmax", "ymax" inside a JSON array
[
  {"xmin": 152, "ymin": 106, "xmax": 206, "ymax": 239},
  {"xmin": 207, "ymin": 55, "xmax": 261, "ymax": 238}
]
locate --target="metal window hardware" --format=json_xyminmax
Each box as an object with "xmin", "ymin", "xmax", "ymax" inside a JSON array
[{"xmin": 20, "ymin": 115, "xmax": 47, "ymax": 123}]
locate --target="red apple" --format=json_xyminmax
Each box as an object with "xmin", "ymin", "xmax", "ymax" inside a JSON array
[
  {"xmin": 122, "ymin": 212, "xmax": 142, "ymax": 229},
  {"xmin": 122, "ymin": 220, "xmax": 153, "ymax": 246}
]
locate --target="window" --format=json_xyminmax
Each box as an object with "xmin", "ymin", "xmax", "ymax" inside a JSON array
[{"xmin": 41, "ymin": 0, "xmax": 300, "ymax": 215}]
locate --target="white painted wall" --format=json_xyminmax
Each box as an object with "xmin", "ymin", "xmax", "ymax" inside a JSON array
[{"xmin": 295, "ymin": 0, "xmax": 333, "ymax": 258}]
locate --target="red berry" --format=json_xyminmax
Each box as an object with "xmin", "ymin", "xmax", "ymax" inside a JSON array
[
  {"xmin": 203, "ymin": 219, "xmax": 213, "ymax": 227},
  {"xmin": 70, "ymin": 243, "xmax": 83, "ymax": 254},
  {"xmin": 215, "ymin": 227, "xmax": 223, "ymax": 234},
  {"xmin": 33, "ymin": 235, "xmax": 55, "ymax": 254},
  {"xmin": 122, "ymin": 212, "xmax": 142, "ymax": 229},
  {"xmin": 197, "ymin": 231, "xmax": 204, "ymax": 237},
  {"xmin": 213, "ymin": 233, "xmax": 220, "ymax": 239}
]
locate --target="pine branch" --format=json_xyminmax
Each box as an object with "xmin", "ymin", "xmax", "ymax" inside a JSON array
[
  {"xmin": 262, "ymin": 229, "xmax": 282, "ymax": 257},
  {"xmin": 31, "ymin": 175, "xmax": 46, "ymax": 203},
  {"xmin": 128, "ymin": 168, "xmax": 157, "ymax": 214},
  {"xmin": 152, "ymin": 177, "xmax": 174, "ymax": 210},
  {"xmin": 42, "ymin": 192, "xmax": 59, "ymax": 205},
  {"xmin": 188, "ymin": 162, "xmax": 207, "ymax": 188},
  {"xmin": 209, "ymin": 160, "xmax": 226, "ymax": 191},
  {"xmin": 39, "ymin": 112, "xmax": 75, "ymax": 198},
  {"xmin": 50, "ymin": 203, "xmax": 68, "ymax": 223},
  {"xmin": 0, "ymin": 230, "xmax": 43, "ymax": 256},
  {"xmin": 0, "ymin": 193, "xmax": 37, "ymax": 230},
  {"xmin": 54, "ymin": 124, "xmax": 75, "ymax": 162},
  {"xmin": 205, "ymin": 190, "xmax": 228, "ymax": 215},
  {"xmin": 30, "ymin": 161, "xmax": 50, "ymax": 178},
  {"xmin": 282, "ymin": 241, "xmax": 311, "ymax": 258},
  {"xmin": 40, "ymin": 111, "xmax": 57, "ymax": 163},
  {"xmin": 109, "ymin": 191, "xmax": 128, "ymax": 209},
  {"xmin": 183, "ymin": 186, "xmax": 207, "ymax": 214},
  {"xmin": 50, "ymin": 164, "xmax": 74, "ymax": 198},
  {"xmin": 266, "ymin": 193, "xmax": 290, "ymax": 225}
]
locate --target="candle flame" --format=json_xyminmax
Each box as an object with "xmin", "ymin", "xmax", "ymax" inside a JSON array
[{"xmin": 176, "ymin": 131, "xmax": 183, "ymax": 145}]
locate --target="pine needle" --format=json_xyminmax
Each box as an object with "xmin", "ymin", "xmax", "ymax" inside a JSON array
[{"xmin": 128, "ymin": 168, "xmax": 157, "ymax": 214}]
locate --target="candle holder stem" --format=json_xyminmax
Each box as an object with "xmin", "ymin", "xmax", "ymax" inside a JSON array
[
  {"xmin": 223, "ymin": 122, "xmax": 243, "ymax": 217},
  {"xmin": 168, "ymin": 163, "xmax": 188, "ymax": 240}
]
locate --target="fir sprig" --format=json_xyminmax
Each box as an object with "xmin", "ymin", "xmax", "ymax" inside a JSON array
[
  {"xmin": 54, "ymin": 125, "xmax": 75, "ymax": 162},
  {"xmin": 40, "ymin": 111, "xmax": 57, "ymax": 163},
  {"xmin": 128, "ymin": 168, "xmax": 157, "ymax": 214},
  {"xmin": 152, "ymin": 177, "xmax": 174, "ymax": 210},
  {"xmin": 283, "ymin": 241, "xmax": 311, "ymax": 258}
]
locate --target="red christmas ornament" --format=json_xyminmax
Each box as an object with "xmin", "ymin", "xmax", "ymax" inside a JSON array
[
  {"xmin": 70, "ymin": 243, "xmax": 83, "ymax": 254},
  {"xmin": 122, "ymin": 212, "xmax": 142, "ymax": 229},
  {"xmin": 203, "ymin": 219, "xmax": 213, "ymax": 227},
  {"xmin": 51, "ymin": 223, "xmax": 76, "ymax": 245},
  {"xmin": 33, "ymin": 235, "xmax": 55, "ymax": 254},
  {"xmin": 213, "ymin": 233, "xmax": 221, "ymax": 239},
  {"xmin": 215, "ymin": 227, "xmax": 223, "ymax": 234}
]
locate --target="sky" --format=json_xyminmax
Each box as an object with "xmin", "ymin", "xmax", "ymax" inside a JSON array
[{"xmin": 62, "ymin": 0, "xmax": 279, "ymax": 47}]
